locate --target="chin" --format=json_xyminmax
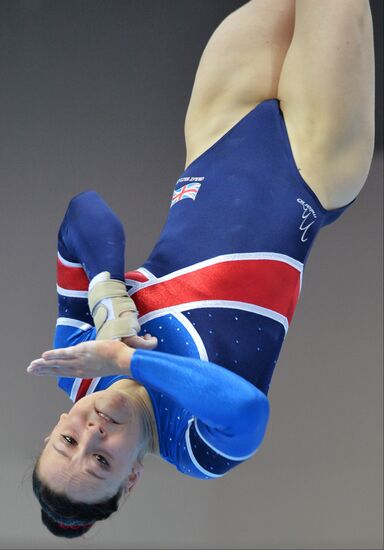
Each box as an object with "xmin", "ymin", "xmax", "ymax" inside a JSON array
[{"xmin": 94, "ymin": 390, "xmax": 133, "ymax": 424}]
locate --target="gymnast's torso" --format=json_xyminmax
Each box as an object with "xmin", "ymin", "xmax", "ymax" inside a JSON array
[
  {"xmin": 56, "ymin": 98, "xmax": 355, "ymax": 478},
  {"xmin": 125, "ymin": 98, "xmax": 355, "ymax": 393}
]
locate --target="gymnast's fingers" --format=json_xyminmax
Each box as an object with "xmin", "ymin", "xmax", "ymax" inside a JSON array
[
  {"xmin": 41, "ymin": 347, "xmax": 79, "ymax": 360},
  {"xmin": 27, "ymin": 358, "xmax": 79, "ymax": 376},
  {"xmin": 121, "ymin": 334, "xmax": 158, "ymax": 350}
]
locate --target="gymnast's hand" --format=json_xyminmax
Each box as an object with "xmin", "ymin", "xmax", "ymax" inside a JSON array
[
  {"xmin": 26, "ymin": 339, "xmax": 135, "ymax": 378},
  {"xmin": 120, "ymin": 332, "xmax": 158, "ymax": 350}
]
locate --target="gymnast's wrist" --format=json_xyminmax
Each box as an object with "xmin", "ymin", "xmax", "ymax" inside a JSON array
[{"xmin": 116, "ymin": 341, "xmax": 136, "ymax": 377}]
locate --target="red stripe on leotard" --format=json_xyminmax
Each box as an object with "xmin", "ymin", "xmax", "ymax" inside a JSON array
[
  {"xmin": 131, "ymin": 259, "xmax": 300, "ymax": 324},
  {"xmin": 75, "ymin": 379, "xmax": 93, "ymax": 401},
  {"xmin": 57, "ymin": 257, "xmax": 89, "ymax": 291}
]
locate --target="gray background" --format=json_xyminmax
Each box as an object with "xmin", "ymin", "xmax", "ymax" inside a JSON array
[{"xmin": 0, "ymin": 1, "xmax": 382, "ymax": 548}]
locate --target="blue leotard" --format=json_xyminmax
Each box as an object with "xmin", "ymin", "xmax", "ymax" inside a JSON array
[{"xmin": 54, "ymin": 98, "xmax": 355, "ymax": 479}]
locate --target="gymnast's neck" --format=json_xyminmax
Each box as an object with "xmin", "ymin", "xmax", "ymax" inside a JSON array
[{"xmin": 109, "ymin": 378, "xmax": 160, "ymax": 456}]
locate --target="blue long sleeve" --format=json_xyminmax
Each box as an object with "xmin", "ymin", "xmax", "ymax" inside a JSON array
[{"xmin": 130, "ymin": 348, "xmax": 269, "ymax": 459}]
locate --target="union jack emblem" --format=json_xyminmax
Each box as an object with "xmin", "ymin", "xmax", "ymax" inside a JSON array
[{"xmin": 171, "ymin": 182, "xmax": 201, "ymax": 208}]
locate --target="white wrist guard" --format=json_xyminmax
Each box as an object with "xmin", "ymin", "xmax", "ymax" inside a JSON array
[{"xmin": 88, "ymin": 271, "xmax": 141, "ymax": 340}]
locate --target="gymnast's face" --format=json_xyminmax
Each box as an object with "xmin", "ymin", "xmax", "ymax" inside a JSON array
[{"xmin": 37, "ymin": 389, "xmax": 145, "ymax": 503}]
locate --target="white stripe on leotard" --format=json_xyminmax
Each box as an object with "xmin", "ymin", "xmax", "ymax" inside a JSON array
[
  {"xmin": 194, "ymin": 418, "xmax": 257, "ymax": 461},
  {"xmin": 57, "ymin": 251, "xmax": 82, "ymax": 268},
  {"xmin": 56, "ymin": 317, "xmax": 93, "ymax": 331},
  {"xmin": 56, "ymin": 284, "xmax": 88, "ymax": 298},
  {"xmin": 184, "ymin": 419, "xmax": 225, "ymax": 478}
]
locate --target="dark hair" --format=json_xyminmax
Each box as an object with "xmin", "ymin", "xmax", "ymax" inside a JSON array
[{"xmin": 32, "ymin": 460, "xmax": 124, "ymax": 539}]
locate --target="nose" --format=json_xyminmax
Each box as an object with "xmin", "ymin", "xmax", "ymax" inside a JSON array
[{"xmin": 87, "ymin": 421, "xmax": 106, "ymax": 437}]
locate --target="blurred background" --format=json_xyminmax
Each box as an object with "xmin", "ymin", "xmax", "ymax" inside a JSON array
[{"xmin": 0, "ymin": 1, "xmax": 382, "ymax": 548}]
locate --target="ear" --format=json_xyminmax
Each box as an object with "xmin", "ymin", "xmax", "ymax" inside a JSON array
[
  {"xmin": 123, "ymin": 462, "xmax": 144, "ymax": 495},
  {"xmin": 60, "ymin": 413, "xmax": 68, "ymax": 421}
]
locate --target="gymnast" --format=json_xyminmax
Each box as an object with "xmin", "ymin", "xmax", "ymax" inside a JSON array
[{"xmin": 26, "ymin": 0, "xmax": 375, "ymax": 538}]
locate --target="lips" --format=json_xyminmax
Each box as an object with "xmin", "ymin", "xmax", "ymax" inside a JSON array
[{"xmin": 95, "ymin": 407, "xmax": 119, "ymax": 424}]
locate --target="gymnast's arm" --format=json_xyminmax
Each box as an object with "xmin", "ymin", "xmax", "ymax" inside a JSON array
[
  {"xmin": 130, "ymin": 348, "xmax": 270, "ymax": 458},
  {"xmin": 29, "ymin": 341, "xmax": 270, "ymax": 458}
]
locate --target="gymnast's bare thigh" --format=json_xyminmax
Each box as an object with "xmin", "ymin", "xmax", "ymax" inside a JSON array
[{"xmin": 184, "ymin": 0, "xmax": 375, "ymax": 211}]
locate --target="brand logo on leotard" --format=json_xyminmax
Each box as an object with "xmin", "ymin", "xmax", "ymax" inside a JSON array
[
  {"xmin": 171, "ymin": 176, "xmax": 205, "ymax": 208},
  {"xmin": 297, "ymin": 198, "xmax": 317, "ymax": 243},
  {"xmin": 177, "ymin": 176, "xmax": 205, "ymax": 184}
]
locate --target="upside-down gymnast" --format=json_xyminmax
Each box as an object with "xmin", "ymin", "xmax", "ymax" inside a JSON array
[{"xmin": 27, "ymin": 0, "xmax": 375, "ymax": 539}]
